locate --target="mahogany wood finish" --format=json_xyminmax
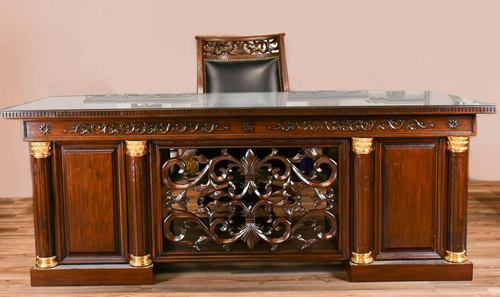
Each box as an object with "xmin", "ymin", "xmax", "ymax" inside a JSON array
[
  {"xmin": 30, "ymin": 151, "xmax": 57, "ymax": 264},
  {"xmin": 373, "ymin": 138, "xmax": 447, "ymax": 261},
  {"xmin": 1, "ymin": 91, "xmax": 495, "ymax": 286},
  {"xmin": 54, "ymin": 142, "xmax": 128, "ymax": 264},
  {"xmin": 346, "ymin": 260, "xmax": 473, "ymax": 282},
  {"xmin": 350, "ymin": 139, "xmax": 374, "ymax": 263},
  {"xmin": 30, "ymin": 265, "xmax": 153, "ymax": 286},
  {"xmin": 195, "ymin": 33, "xmax": 289, "ymax": 93},
  {"xmin": 125, "ymin": 141, "xmax": 152, "ymax": 266},
  {"xmin": 447, "ymin": 140, "xmax": 469, "ymax": 257}
]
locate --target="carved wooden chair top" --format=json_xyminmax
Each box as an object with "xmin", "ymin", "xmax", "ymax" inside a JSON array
[{"xmin": 195, "ymin": 33, "xmax": 290, "ymax": 93}]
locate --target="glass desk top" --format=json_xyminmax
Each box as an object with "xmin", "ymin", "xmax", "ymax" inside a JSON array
[{"xmin": 2, "ymin": 90, "xmax": 495, "ymax": 119}]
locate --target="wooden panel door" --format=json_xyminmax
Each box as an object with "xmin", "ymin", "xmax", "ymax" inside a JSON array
[
  {"xmin": 53, "ymin": 142, "xmax": 128, "ymax": 264},
  {"xmin": 374, "ymin": 138, "xmax": 447, "ymax": 260}
]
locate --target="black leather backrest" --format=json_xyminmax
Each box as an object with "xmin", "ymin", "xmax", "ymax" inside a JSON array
[{"xmin": 204, "ymin": 57, "xmax": 282, "ymax": 93}]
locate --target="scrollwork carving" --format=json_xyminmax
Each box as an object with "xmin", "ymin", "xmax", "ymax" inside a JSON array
[
  {"xmin": 376, "ymin": 119, "xmax": 434, "ymax": 130},
  {"xmin": 203, "ymin": 38, "xmax": 280, "ymax": 56},
  {"xmin": 162, "ymin": 148, "xmax": 338, "ymax": 252},
  {"xmin": 63, "ymin": 122, "xmax": 230, "ymax": 135},
  {"xmin": 267, "ymin": 120, "xmax": 376, "ymax": 132},
  {"xmin": 268, "ymin": 119, "xmax": 434, "ymax": 132}
]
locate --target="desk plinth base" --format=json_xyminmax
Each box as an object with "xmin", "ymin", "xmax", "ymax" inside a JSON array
[
  {"xmin": 346, "ymin": 260, "xmax": 472, "ymax": 282},
  {"xmin": 30, "ymin": 264, "xmax": 154, "ymax": 286}
]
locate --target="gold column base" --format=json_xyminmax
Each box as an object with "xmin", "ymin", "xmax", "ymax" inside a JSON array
[
  {"xmin": 351, "ymin": 251, "xmax": 373, "ymax": 264},
  {"xmin": 35, "ymin": 256, "xmax": 58, "ymax": 268},
  {"xmin": 129, "ymin": 254, "xmax": 152, "ymax": 267},
  {"xmin": 444, "ymin": 250, "xmax": 467, "ymax": 263}
]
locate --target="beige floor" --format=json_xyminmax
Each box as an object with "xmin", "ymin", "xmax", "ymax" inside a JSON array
[{"xmin": 1, "ymin": 181, "xmax": 499, "ymax": 296}]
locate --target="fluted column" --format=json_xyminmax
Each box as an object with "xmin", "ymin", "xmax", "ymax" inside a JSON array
[
  {"xmin": 350, "ymin": 138, "xmax": 374, "ymax": 264},
  {"xmin": 126, "ymin": 141, "xmax": 152, "ymax": 267},
  {"xmin": 445, "ymin": 136, "xmax": 469, "ymax": 263},
  {"xmin": 30, "ymin": 142, "xmax": 58, "ymax": 268}
]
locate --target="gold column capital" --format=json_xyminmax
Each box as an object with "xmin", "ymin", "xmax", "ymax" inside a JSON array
[
  {"xmin": 351, "ymin": 251, "xmax": 373, "ymax": 264},
  {"xmin": 352, "ymin": 137, "xmax": 373, "ymax": 154},
  {"xmin": 35, "ymin": 255, "xmax": 58, "ymax": 268},
  {"xmin": 126, "ymin": 141, "xmax": 147, "ymax": 157},
  {"xmin": 30, "ymin": 142, "xmax": 52, "ymax": 159},
  {"xmin": 444, "ymin": 250, "xmax": 467, "ymax": 263},
  {"xmin": 129, "ymin": 254, "xmax": 152, "ymax": 267},
  {"xmin": 447, "ymin": 136, "xmax": 469, "ymax": 153}
]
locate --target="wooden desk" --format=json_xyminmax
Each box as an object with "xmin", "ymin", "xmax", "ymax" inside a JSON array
[{"xmin": 2, "ymin": 91, "xmax": 495, "ymax": 285}]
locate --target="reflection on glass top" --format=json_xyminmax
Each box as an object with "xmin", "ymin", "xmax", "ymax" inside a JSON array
[{"xmin": 2, "ymin": 90, "xmax": 494, "ymax": 112}]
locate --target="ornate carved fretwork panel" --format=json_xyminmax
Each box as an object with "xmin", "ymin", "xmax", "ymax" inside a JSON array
[{"xmin": 161, "ymin": 148, "xmax": 339, "ymax": 252}]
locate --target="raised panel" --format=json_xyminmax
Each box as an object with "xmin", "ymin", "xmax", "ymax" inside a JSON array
[
  {"xmin": 375, "ymin": 139, "xmax": 445, "ymax": 260},
  {"xmin": 383, "ymin": 142, "xmax": 436, "ymax": 249},
  {"xmin": 56, "ymin": 142, "xmax": 127, "ymax": 263}
]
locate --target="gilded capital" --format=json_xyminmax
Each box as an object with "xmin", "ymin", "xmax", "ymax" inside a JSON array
[
  {"xmin": 447, "ymin": 136, "xmax": 469, "ymax": 153},
  {"xmin": 444, "ymin": 250, "xmax": 467, "ymax": 263},
  {"xmin": 129, "ymin": 254, "xmax": 152, "ymax": 267},
  {"xmin": 352, "ymin": 137, "xmax": 373, "ymax": 154},
  {"xmin": 126, "ymin": 141, "xmax": 147, "ymax": 157},
  {"xmin": 350, "ymin": 251, "xmax": 373, "ymax": 264},
  {"xmin": 30, "ymin": 142, "xmax": 52, "ymax": 159},
  {"xmin": 35, "ymin": 255, "xmax": 58, "ymax": 268}
]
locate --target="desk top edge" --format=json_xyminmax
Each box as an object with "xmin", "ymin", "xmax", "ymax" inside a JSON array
[{"xmin": 2, "ymin": 90, "xmax": 496, "ymax": 119}]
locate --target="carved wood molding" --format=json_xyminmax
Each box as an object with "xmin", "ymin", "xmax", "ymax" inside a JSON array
[
  {"xmin": 63, "ymin": 122, "xmax": 230, "ymax": 135},
  {"xmin": 267, "ymin": 119, "xmax": 434, "ymax": 132},
  {"xmin": 3, "ymin": 107, "xmax": 493, "ymax": 119},
  {"xmin": 203, "ymin": 38, "xmax": 280, "ymax": 56}
]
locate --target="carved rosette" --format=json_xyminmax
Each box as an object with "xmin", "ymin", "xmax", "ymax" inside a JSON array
[
  {"xmin": 242, "ymin": 121, "xmax": 255, "ymax": 133},
  {"xmin": 39, "ymin": 124, "xmax": 50, "ymax": 134},
  {"xmin": 351, "ymin": 138, "xmax": 373, "ymax": 154},
  {"xmin": 161, "ymin": 148, "xmax": 339, "ymax": 252},
  {"xmin": 126, "ymin": 141, "xmax": 147, "ymax": 157},
  {"xmin": 30, "ymin": 142, "xmax": 52, "ymax": 159},
  {"xmin": 447, "ymin": 136, "xmax": 468, "ymax": 153},
  {"xmin": 448, "ymin": 119, "xmax": 459, "ymax": 129}
]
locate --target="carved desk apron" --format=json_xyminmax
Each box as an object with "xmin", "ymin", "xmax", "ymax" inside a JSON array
[{"xmin": 1, "ymin": 90, "xmax": 496, "ymax": 285}]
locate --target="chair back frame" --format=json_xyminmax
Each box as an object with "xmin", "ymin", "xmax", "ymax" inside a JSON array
[{"xmin": 195, "ymin": 33, "xmax": 289, "ymax": 93}]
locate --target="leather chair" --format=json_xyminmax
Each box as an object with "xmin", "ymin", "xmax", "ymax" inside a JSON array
[{"xmin": 195, "ymin": 33, "xmax": 289, "ymax": 93}]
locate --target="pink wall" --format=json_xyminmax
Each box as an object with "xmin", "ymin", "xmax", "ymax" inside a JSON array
[{"xmin": 1, "ymin": 0, "xmax": 499, "ymax": 197}]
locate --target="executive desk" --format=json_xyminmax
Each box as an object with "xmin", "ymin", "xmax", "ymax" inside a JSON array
[{"xmin": 2, "ymin": 90, "xmax": 496, "ymax": 286}]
